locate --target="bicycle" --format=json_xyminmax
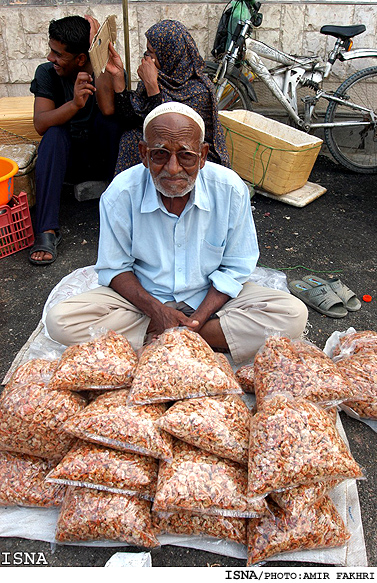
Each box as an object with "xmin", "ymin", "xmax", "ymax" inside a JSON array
[{"xmin": 204, "ymin": 0, "xmax": 377, "ymax": 173}]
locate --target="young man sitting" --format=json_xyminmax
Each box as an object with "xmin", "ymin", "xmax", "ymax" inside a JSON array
[{"xmin": 29, "ymin": 15, "xmax": 121, "ymax": 265}]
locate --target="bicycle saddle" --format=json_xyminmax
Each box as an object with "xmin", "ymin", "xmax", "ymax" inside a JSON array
[{"xmin": 320, "ymin": 25, "xmax": 366, "ymax": 39}]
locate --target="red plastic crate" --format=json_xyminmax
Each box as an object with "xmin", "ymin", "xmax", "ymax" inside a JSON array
[{"xmin": 0, "ymin": 191, "xmax": 34, "ymax": 258}]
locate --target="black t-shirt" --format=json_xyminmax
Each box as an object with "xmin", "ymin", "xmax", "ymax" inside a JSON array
[{"xmin": 30, "ymin": 62, "xmax": 98, "ymax": 139}]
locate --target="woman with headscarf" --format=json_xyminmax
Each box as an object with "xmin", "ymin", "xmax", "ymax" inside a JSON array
[{"xmin": 94, "ymin": 19, "xmax": 230, "ymax": 174}]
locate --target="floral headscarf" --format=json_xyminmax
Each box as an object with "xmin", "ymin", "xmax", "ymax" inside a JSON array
[{"xmin": 131, "ymin": 20, "xmax": 229, "ymax": 166}]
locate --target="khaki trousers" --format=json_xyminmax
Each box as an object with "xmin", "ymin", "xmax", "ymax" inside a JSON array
[{"xmin": 46, "ymin": 282, "xmax": 308, "ymax": 364}]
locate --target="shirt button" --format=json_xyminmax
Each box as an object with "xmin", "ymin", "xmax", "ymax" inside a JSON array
[{"xmin": 178, "ymin": 268, "xmax": 182, "ymax": 272}]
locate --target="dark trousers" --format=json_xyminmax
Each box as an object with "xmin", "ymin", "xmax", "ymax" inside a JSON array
[{"xmin": 34, "ymin": 112, "xmax": 121, "ymax": 234}]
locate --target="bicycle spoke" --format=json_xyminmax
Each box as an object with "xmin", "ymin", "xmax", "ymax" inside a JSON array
[{"xmin": 324, "ymin": 67, "xmax": 377, "ymax": 173}]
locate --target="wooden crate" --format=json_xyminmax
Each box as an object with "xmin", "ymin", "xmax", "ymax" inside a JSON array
[
  {"xmin": 0, "ymin": 96, "xmax": 40, "ymax": 141},
  {"xmin": 219, "ymin": 110, "xmax": 322, "ymax": 196}
]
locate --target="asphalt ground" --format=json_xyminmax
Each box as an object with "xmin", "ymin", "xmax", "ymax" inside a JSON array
[{"xmin": 0, "ymin": 153, "xmax": 376, "ymax": 568}]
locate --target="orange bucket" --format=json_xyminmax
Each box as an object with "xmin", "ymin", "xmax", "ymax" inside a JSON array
[{"xmin": 0, "ymin": 157, "xmax": 19, "ymax": 206}]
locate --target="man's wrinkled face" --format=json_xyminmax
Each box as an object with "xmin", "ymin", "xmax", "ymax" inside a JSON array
[
  {"xmin": 139, "ymin": 113, "xmax": 209, "ymax": 198},
  {"xmin": 47, "ymin": 38, "xmax": 81, "ymax": 78}
]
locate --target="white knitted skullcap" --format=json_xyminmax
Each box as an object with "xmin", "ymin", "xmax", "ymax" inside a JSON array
[{"xmin": 143, "ymin": 102, "xmax": 205, "ymax": 139}]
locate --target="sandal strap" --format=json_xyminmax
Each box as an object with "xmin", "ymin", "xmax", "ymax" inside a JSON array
[
  {"xmin": 328, "ymin": 279, "xmax": 356, "ymax": 304},
  {"xmin": 301, "ymin": 284, "xmax": 344, "ymax": 311},
  {"xmin": 29, "ymin": 232, "xmax": 60, "ymax": 256}
]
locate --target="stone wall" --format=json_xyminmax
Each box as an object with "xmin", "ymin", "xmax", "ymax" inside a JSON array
[{"xmin": 1, "ymin": 0, "xmax": 377, "ymax": 97}]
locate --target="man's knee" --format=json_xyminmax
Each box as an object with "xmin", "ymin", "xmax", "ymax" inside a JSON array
[
  {"xmin": 40, "ymin": 125, "xmax": 70, "ymax": 147},
  {"xmin": 36, "ymin": 126, "xmax": 71, "ymax": 167},
  {"xmin": 45, "ymin": 302, "xmax": 74, "ymax": 346},
  {"xmin": 285, "ymin": 294, "xmax": 308, "ymax": 338}
]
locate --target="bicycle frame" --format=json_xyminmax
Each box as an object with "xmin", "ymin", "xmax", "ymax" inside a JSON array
[
  {"xmin": 244, "ymin": 37, "xmax": 377, "ymax": 130},
  {"xmin": 209, "ymin": 0, "xmax": 377, "ymax": 172}
]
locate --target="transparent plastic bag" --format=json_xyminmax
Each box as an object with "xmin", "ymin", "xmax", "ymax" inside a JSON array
[
  {"xmin": 326, "ymin": 406, "xmax": 339, "ymax": 425},
  {"xmin": 253, "ymin": 335, "xmax": 356, "ymax": 409},
  {"xmin": 49, "ymin": 329, "xmax": 138, "ymax": 391},
  {"xmin": 332, "ymin": 330, "xmax": 377, "ymax": 360},
  {"xmin": 55, "ymin": 486, "xmax": 160, "ymax": 548},
  {"xmin": 214, "ymin": 352, "xmax": 238, "ymax": 381},
  {"xmin": 157, "ymin": 394, "xmax": 250, "ymax": 465},
  {"xmin": 247, "ymin": 495, "xmax": 350, "ymax": 565},
  {"xmin": 269, "ymin": 478, "xmax": 341, "ymax": 514},
  {"xmin": 0, "ymin": 382, "xmax": 86, "ymax": 460},
  {"xmin": 247, "ymin": 395, "xmax": 363, "ymax": 501},
  {"xmin": 235, "ymin": 364, "xmax": 255, "ymax": 393},
  {"xmin": 46, "ymin": 441, "xmax": 159, "ymax": 500},
  {"xmin": 0, "ymin": 450, "xmax": 66, "ymax": 507},
  {"xmin": 153, "ymin": 440, "xmax": 269, "ymax": 518},
  {"xmin": 337, "ymin": 353, "xmax": 377, "ymax": 420},
  {"xmin": 7, "ymin": 358, "xmax": 59, "ymax": 388},
  {"xmin": 152, "ymin": 509, "xmax": 247, "ymax": 545},
  {"xmin": 62, "ymin": 389, "xmax": 173, "ymax": 461},
  {"xmin": 128, "ymin": 327, "xmax": 242, "ymax": 405}
]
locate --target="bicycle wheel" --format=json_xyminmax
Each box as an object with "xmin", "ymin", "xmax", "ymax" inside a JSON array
[
  {"xmin": 324, "ymin": 66, "xmax": 377, "ymax": 173},
  {"xmin": 204, "ymin": 62, "xmax": 254, "ymax": 111}
]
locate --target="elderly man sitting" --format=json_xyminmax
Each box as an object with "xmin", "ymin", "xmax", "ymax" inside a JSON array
[{"xmin": 46, "ymin": 102, "xmax": 307, "ymax": 364}]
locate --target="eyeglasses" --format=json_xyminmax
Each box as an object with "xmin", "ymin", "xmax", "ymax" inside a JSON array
[{"xmin": 147, "ymin": 148, "xmax": 201, "ymax": 168}]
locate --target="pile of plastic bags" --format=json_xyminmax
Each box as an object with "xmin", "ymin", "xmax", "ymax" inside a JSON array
[{"xmin": 0, "ymin": 326, "xmax": 373, "ymax": 565}]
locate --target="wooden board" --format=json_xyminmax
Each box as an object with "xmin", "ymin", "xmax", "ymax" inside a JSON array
[
  {"xmin": 255, "ymin": 181, "xmax": 327, "ymax": 207},
  {"xmin": 0, "ymin": 96, "xmax": 40, "ymax": 141}
]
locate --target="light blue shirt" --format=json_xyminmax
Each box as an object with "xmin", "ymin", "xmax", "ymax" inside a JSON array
[{"xmin": 95, "ymin": 162, "xmax": 259, "ymax": 310}]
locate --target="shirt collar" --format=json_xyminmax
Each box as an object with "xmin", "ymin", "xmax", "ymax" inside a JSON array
[{"xmin": 140, "ymin": 168, "xmax": 211, "ymax": 214}]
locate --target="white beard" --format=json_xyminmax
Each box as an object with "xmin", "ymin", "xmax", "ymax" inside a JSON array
[{"xmin": 149, "ymin": 164, "xmax": 197, "ymax": 198}]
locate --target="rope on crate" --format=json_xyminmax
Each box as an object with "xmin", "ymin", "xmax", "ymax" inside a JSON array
[
  {"xmin": 222, "ymin": 125, "xmax": 319, "ymax": 188},
  {"xmin": 0, "ymin": 127, "xmax": 39, "ymax": 147},
  {"xmin": 223, "ymin": 125, "xmax": 272, "ymax": 187}
]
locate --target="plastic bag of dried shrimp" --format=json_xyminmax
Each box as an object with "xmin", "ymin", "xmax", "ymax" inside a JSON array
[
  {"xmin": 127, "ymin": 327, "xmax": 242, "ymax": 405},
  {"xmin": 0, "ymin": 382, "xmax": 86, "ymax": 460},
  {"xmin": 46, "ymin": 441, "xmax": 159, "ymax": 500},
  {"xmin": 55, "ymin": 486, "xmax": 159, "ymax": 548},
  {"xmin": 7, "ymin": 358, "xmax": 59, "ymax": 388},
  {"xmin": 337, "ymin": 352, "xmax": 377, "ymax": 420},
  {"xmin": 235, "ymin": 364, "xmax": 254, "ymax": 393},
  {"xmin": 62, "ymin": 389, "xmax": 173, "ymax": 461},
  {"xmin": 214, "ymin": 353, "xmax": 238, "ymax": 381},
  {"xmin": 156, "ymin": 394, "xmax": 250, "ymax": 465},
  {"xmin": 253, "ymin": 335, "xmax": 356, "ymax": 409},
  {"xmin": 48, "ymin": 329, "xmax": 138, "ymax": 391},
  {"xmin": 152, "ymin": 510, "xmax": 247, "ymax": 545},
  {"xmin": 332, "ymin": 329, "xmax": 377, "ymax": 360},
  {"xmin": 152, "ymin": 440, "xmax": 269, "ymax": 518},
  {"xmin": 247, "ymin": 395, "xmax": 363, "ymax": 501},
  {"xmin": 0, "ymin": 450, "xmax": 66, "ymax": 507},
  {"xmin": 247, "ymin": 495, "xmax": 350, "ymax": 565},
  {"xmin": 269, "ymin": 478, "xmax": 341, "ymax": 514}
]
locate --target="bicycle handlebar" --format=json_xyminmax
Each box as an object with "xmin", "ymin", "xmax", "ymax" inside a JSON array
[{"xmin": 244, "ymin": 0, "xmax": 263, "ymax": 27}]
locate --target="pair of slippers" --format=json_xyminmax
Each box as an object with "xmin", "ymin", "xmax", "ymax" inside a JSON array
[{"xmin": 288, "ymin": 275, "xmax": 361, "ymax": 318}]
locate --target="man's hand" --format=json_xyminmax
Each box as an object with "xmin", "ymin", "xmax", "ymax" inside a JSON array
[
  {"xmin": 104, "ymin": 43, "xmax": 125, "ymax": 78},
  {"xmin": 73, "ymin": 72, "xmax": 96, "ymax": 109},
  {"xmin": 146, "ymin": 305, "xmax": 199, "ymax": 340},
  {"xmin": 85, "ymin": 14, "xmax": 100, "ymax": 44}
]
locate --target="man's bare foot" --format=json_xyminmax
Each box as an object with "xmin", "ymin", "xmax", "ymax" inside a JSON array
[
  {"xmin": 30, "ymin": 229, "xmax": 55, "ymax": 262},
  {"xmin": 28, "ymin": 230, "xmax": 62, "ymax": 265}
]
